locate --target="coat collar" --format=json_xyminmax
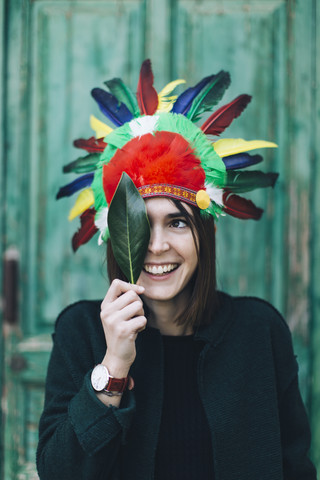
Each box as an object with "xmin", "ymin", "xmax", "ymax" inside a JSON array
[{"xmin": 195, "ymin": 291, "xmax": 235, "ymax": 347}]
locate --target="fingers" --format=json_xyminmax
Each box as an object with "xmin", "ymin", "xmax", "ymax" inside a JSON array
[
  {"xmin": 100, "ymin": 279, "xmax": 146, "ymax": 326},
  {"xmin": 107, "ymin": 315, "xmax": 147, "ymax": 341},
  {"xmin": 101, "ymin": 298, "xmax": 144, "ymax": 324},
  {"xmin": 102, "ymin": 279, "xmax": 144, "ymax": 306},
  {"xmin": 127, "ymin": 315, "xmax": 147, "ymax": 334},
  {"xmin": 113, "ymin": 289, "xmax": 144, "ymax": 312},
  {"xmin": 99, "ymin": 279, "xmax": 147, "ymax": 369}
]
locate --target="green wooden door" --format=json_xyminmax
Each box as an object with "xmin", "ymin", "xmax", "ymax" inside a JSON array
[{"xmin": 1, "ymin": 0, "xmax": 319, "ymax": 478}]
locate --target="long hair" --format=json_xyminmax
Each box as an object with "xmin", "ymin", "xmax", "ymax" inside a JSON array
[{"xmin": 107, "ymin": 199, "xmax": 219, "ymax": 328}]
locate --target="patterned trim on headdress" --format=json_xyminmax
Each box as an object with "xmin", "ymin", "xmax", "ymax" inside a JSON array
[{"xmin": 138, "ymin": 184, "xmax": 197, "ymax": 206}]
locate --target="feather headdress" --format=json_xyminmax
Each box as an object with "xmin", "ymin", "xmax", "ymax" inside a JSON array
[{"xmin": 57, "ymin": 59, "xmax": 278, "ymax": 253}]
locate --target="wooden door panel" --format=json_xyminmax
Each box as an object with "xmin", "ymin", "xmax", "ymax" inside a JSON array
[
  {"xmin": 172, "ymin": 0, "xmax": 286, "ymax": 304},
  {"xmin": 4, "ymin": 336, "xmax": 51, "ymax": 480},
  {"xmin": 27, "ymin": 0, "xmax": 146, "ymax": 334}
]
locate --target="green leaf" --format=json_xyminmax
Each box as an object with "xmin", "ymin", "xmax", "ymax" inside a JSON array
[{"xmin": 108, "ymin": 173, "xmax": 150, "ymax": 283}]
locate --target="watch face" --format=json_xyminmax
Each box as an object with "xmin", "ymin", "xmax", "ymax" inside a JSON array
[{"xmin": 91, "ymin": 364, "xmax": 109, "ymax": 392}]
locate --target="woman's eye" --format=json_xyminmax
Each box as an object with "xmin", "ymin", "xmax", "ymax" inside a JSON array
[{"xmin": 170, "ymin": 219, "xmax": 187, "ymax": 228}]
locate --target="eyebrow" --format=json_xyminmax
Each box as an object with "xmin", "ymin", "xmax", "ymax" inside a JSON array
[
  {"xmin": 166, "ymin": 212, "xmax": 188, "ymax": 219},
  {"xmin": 147, "ymin": 211, "xmax": 189, "ymax": 223}
]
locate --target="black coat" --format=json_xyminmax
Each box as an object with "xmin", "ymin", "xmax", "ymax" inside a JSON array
[{"xmin": 37, "ymin": 292, "xmax": 317, "ymax": 479}]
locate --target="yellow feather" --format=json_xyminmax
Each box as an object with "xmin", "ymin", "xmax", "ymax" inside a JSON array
[
  {"xmin": 68, "ymin": 188, "xmax": 94, "ymax": 221},
  {"xmin": 213, "ymin": 138, "xmax": 278, "ymax": 157},
  {"xmin": 157, "ymin": 79, "xmax": 186, "ymax": 112},
  {"xmin": 90, "ymin": 115, "xmax": 113, "ymax": 138}
]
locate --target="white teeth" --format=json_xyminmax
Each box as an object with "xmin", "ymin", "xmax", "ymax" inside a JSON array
[{"xmin": 144, "ymin": 264, "xmax": 177, "ymax": 275}]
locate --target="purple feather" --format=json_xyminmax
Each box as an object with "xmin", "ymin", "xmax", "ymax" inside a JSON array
[
  {"xmin": 56, "ymin": 173, "xmax": 94, "ymax": 199},
  {"xmin": 171, "ymin": 75, "xmax": 214, "ymax": 116},
  {"xmin": 91, "ymin": 88, "xmax": 133, "ymax": 126},
  {"xmin": 222, "ymin": 153, "xmax": 263, "ymax": 170}
]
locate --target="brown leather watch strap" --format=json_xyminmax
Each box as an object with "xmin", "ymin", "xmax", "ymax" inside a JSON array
[{"xmin": 105, "ymin": 375, "xmax": 129, "ymax": 393}]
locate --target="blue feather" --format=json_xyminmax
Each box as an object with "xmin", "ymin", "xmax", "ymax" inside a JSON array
[
  {"xmin": 91, "ymin": 88, "xmax": 133, "ymax": 126},
  {"xmin": 222, "ymin": 153, "xmax": 263, "ymax": 170},
  {"xmin": 171, "ymin": 75, "xmax": 214, "ymax": 116},
  {"xmin": 56, "ymin": 173, "xmax": 94, "ymax": 199}
]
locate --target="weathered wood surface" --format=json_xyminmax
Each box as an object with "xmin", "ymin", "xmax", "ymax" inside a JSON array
[
  {"xmin": 0, "ymin": 0, "xmax": 6, "ymax": 477},
  {"xmin": 1, "ymin": 0, "xmax": 319, "ymax": 478}
]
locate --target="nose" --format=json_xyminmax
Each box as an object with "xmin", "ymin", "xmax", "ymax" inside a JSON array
[{"xmin": 148, "ymin": 226, "xmax": 170, "ymax": 255}]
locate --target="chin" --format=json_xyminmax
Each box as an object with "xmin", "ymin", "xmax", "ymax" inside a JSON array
[{"xmin": 142, "ymin": 282, "xmax": 191, "ymax": 303}]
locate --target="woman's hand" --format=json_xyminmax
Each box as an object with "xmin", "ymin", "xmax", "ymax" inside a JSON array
[{"xmin": 100, "ymin": 279, "xmax": 146, "ymax": 378}]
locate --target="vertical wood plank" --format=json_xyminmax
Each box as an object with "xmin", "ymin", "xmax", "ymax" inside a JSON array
[
  {"xmin": 146, "ymin": 0, "xmax": 171, "ymax": 86},
  {"xmin": 284, "ymin": 0, "xmax": 314, "ymax": 402},
  {"xmin": 2, "ymin": 2, "xmax": 32, "ymax": 474},
  {"xmin": 269, "ymin": 3, "xmax": 287, "ymax": 314},
  {"xmin": 0, "ymin": 0, "xmax": 6, "ymax": 477},
  {"xmin": 310, "ymin": 0, "xmax": 320, "ymax": 471}
]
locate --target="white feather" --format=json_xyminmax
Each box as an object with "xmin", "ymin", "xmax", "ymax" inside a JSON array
[
  {"xmin": 95, "ymin": 207, "xmax": 108, "ymax": 233},
  {"xmin": 98, "ymin": 231, "xmax": 105, "ymax": 246},
  {"xmin": 205, "ymin": 183, "xmax": 224, "ymax": 207},
  {"xmin": 98, "ymin": 232, "xmax": 103, "ymax": 247},
  {"xmin": 129, "ymin": 115, "xmax": 159, "ymax": 138}
]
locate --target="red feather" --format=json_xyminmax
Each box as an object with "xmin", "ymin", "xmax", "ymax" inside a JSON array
[
  {"xmin": 102, "ymin": 131, "xmax": 205, "ymax": 204},
  {"xmin": 136, "ymin": 59, "xmax": 158, "ymax": 115},
  {"xmin": 72, "ymin": 208, "xmax": 98, "ymax": 252},
  {"xmin": 73, "ymin": 136, "xmax": 107, "ymax": 153},
  {"xmin": 223, "ymin": 191, "xmax": 263, "ymax": 220},
  {"xmin": 201, "ymin": 94, "xmax": 251, "ymax": 135}
]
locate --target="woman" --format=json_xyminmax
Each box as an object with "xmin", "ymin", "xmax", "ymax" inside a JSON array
[{"xmin": 37, "ymin": 61, "xmax": 316, "ymax": 479}]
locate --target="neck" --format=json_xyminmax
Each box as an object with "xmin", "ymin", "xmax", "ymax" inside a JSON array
[{"xmin": 143, "ymin": 294, "xmax": 193, "ymax": 336}]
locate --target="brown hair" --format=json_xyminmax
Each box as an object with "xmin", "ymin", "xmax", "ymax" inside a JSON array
[{"xmin": 107, "ymin": 199, "xmax": 219, "ymax": 328}]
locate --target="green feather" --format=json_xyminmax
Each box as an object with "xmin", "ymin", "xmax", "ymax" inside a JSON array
[
  {"xmin": 105, "ymin": 78, "xmax": 140, "ymax": 117},
  {"xmin": 187, "ymin": 71, "xmax": 231, "ymax": 122},
  {"xmin": 200, "ymin": 204, "xmax": 222, "ymax": 221},
  {"xmin": 63, "ymin": 153, "xmax": 101, "ymax": 174},
  {"xmin": 91, "ymin": 168, "xmax": 107, "ymax": 211},
  {"xmin": 225, "ymin": 171, "xmax": 279, "ymax": 193},
  {"xmin": 101, "ymin": 122, "xmax": 133, "ymax": 153}
]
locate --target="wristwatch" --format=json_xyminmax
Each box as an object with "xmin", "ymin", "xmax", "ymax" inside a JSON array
[{"xmin": 91, "ymin": 364, "xmax": 128, "ymax": 396}]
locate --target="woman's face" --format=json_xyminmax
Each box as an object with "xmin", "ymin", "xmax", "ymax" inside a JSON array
[{"xmin": 138, "ymin": 197, "xmax": 198, "ymax": 303}]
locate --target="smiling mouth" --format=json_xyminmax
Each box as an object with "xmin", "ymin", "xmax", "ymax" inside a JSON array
[{"xmin": 143, "ymin": 264, "xmax": 178, "ymax": 276}]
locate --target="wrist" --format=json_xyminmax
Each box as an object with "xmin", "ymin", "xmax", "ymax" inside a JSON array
[{"xmin": 102, "ymin": 353, "xmax": 131, "ymax": 378}]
